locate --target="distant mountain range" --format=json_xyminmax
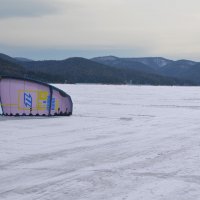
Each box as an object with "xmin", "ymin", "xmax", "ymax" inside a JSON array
[
  {"xmin": 0, "ymin": 53, "xmax": 199, "ymax": 85},
  {"xmin": 92, "ymin": 56, "xmax": 200, "ymax": 84}
]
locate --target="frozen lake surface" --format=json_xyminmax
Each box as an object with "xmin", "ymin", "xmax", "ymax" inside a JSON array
[{"xmin": 1, "ymin": 84, "xmax": 200, "ymax": 200}]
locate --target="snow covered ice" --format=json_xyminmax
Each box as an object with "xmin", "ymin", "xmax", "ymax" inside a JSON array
[{"xmin": 1, "ymin": 84, "xmax": 200, "ymax": 200}]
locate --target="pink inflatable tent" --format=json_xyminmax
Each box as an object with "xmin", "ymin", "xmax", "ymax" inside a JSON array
[{"xmin": 0, "ymin": 76, "xmax": 73, "ymax": 116}]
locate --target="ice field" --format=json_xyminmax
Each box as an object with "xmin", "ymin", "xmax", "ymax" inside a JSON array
[{"xmin": 1, "ymin": 84, "xmax": 200, "ymax": 200}]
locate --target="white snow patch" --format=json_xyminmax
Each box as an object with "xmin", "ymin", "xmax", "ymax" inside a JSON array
[{"xmin": 1, "ymin": 84, "xmax": 200, "ymax": 200}]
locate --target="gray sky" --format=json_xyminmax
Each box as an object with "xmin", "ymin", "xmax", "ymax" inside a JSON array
[{"xmin": 0, "ymin": 0, "xmax": 200, "ymax": 60}]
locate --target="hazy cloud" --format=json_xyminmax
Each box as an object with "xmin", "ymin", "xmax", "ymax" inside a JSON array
[
  {"xmin": 0, "ymin": 0, "xmax": 200, "ymax": 60},
  {"xmin": 0, "ymin": 0, "xmax": 63, "ymax": 18}
]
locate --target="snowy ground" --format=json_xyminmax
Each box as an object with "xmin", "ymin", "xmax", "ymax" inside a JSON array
[{"xmin": 1, "ymin": 84, "xmax": 200, "ymax": 200}]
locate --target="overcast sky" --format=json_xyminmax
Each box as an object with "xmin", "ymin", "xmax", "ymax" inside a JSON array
[{"xmin": 0, "ymin": 0, "xmax": 200, "ymax": 60}]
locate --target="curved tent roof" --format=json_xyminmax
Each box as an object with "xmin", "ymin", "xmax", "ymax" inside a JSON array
[{"xmin": 0, "ymin": 76, "xmax": 73, "ymax": 116}]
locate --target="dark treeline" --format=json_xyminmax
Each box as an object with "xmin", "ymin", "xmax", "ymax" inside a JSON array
[{"xmin": 0, "ymin": 53, "xmax": 198, "ymax": 85}]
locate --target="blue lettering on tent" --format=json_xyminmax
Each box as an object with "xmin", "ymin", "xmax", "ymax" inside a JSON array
[
  {"xmin": 24, "ymin": 93, "xmax": 32, "ymax": 108},
  {"xmin": 46, "ymin": 96, "xmax": 56, "ymax": 110}
]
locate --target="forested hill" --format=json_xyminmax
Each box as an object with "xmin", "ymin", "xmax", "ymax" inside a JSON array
[{"xmin": 0, "ymin": 53, "xmax": 197, "ymax": 85}]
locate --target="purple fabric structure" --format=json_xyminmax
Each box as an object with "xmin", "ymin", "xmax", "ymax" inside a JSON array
[{"xmin": 0, "ymin": 76, "xmax": 73, "ymax": 116}]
